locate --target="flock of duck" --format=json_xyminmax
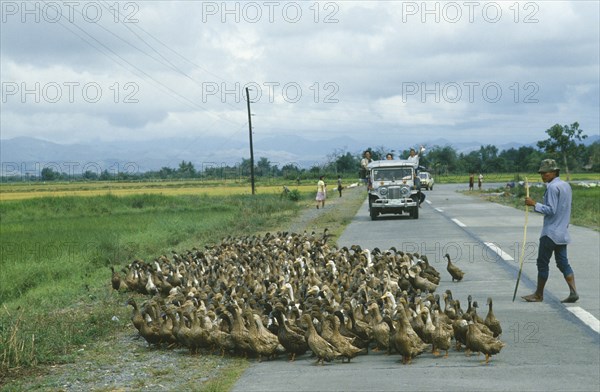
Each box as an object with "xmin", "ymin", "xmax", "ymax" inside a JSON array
[{"xmin": 111, "ymin": 230, "xmax": 505, "ymax": 365}]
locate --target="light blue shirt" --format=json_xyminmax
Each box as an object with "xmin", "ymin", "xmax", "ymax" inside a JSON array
[{"xmin": 533, "ymin": 177, "xmax": 572, "ymax": 244}]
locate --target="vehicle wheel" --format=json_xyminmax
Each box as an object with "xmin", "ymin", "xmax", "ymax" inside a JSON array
[
  {"xmin": 370, "ymin": 208, "xmax": 378, "ymax": 220},
  {"xmin": 430, "ymin": 184, "xmax": 433, "ymax": 190},
  {"xmin": 410, "ymin": 206, "xmax": 419, "ymax": 219}
]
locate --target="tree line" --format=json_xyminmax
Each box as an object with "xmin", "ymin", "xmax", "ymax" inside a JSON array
[{"xmin": 5, "ymin": 122, "xmax": 599, "ymax": 182}]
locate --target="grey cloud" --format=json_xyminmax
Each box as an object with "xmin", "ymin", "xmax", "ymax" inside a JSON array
[{"xmin": 1, "ymin": 1, "xmax": 598, "ymax": 148}]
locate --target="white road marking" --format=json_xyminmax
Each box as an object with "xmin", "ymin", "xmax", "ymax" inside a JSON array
[
  {"xmin": 425, "ymin": 199, "xmax": 432, "ymax": 205},
  {"xmin": 484, "ymin": 242, "xmax": 514, "ymax": 261},
  {"xmin": 451, "ymin": 218, "xmax": 466, "ymax": 227},
  {"xmin": 567, "ymin": 307, "xmax": 600, "ymax": 334},
  {"xmin": 435, "ymin": 208, "xmax": 444, "ymax": 212}
]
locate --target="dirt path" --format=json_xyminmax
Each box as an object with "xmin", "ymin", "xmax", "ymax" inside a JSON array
[{"xmin": 286, "ymin": 184, "xmax": 366, "ymax": 235}]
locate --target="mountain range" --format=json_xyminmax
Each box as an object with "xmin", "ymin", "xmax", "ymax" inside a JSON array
[{"xmin": 1, "ymin": 135, "xmax": 597, "ymax": 177}]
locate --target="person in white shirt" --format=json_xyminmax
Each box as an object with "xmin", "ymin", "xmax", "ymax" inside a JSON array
[
  {"xmin": 315, "ymin": 176, "xmax": 326, "ymax": 209},
  {"xmin": 407, "ymin": 145, "xmax": 425, "ymax": 171}
]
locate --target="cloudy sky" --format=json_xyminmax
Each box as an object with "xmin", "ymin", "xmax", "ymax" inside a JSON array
[{"xmin": 1, "ymin": 0, "xmax": 599, "ymax": 149}]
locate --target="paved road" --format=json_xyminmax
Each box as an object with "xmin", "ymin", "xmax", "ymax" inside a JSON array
[{"xmin": 232, "ymin": 184, "xmax": 600, "ymax": 392}]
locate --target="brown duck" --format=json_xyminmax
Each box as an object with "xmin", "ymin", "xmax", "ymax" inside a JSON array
[
  {"xmin": 226, "ymin": 304, "xmax": 254, "ymax": 357},
  {"xmin": 138, "ymin": 313, "xmax": 162, "ymax": 346},
  {"xmin": 301, "ymin": 314, "xmax": 341, "ymax": 365},
  {"xmin": 272, "ymin": 308, "xmax": 308, "ymax": 361},
  {"xmin": 208, "ymin": 311, "xmax": 235, "ymax": 356},
  {"xmin": 246, "ymin": 310, "xmax": 280, "ymax": 362},
  {"xmin": 344, "ymin": 303, "xmax": 372, "ymax": 343},
  {"xmin": 466, "ymin": 321, "xmax": 505, "ymax": 364},
  {"xmin": 432, "ymin": 310, "xmax": 452, "ymax": 357},
  {"xmin": 367, "ymin": 302, "xmax": 390, "ymax": 351},
  {"xmin": 452, "ymin": 314, "xmax": 469, "ymax": 351},
  {"xmin": 187, "ymin": 311, "xmax": 210, "ymax": 353},
  {"xmin": 324, "ymin": 314, "xmax": 363, "ymax": 362},
  {"xmin": 408, "ymin": 266, "xmax": 438, "ymax": 292},
  {"xmin": 126, "ymin": 298, "xmax": 144, "ymax": 333},
  {"xmin": 445, "ymin": 254, "xmax": 465, "ymax": 282},
  {"xmin": 111, "ymin": 266, "xmax": 128, "ymax": 291},
  {"xmin": 386, "ymin": 306, "xmax": 428, "ymax": 364},
  {"xmin": 333, "ymin": 311, "xmax": 369, "ymax": 352},
  {"xmin": 484, "ymin": 297, "xmax": 502, "ymax": 337}
]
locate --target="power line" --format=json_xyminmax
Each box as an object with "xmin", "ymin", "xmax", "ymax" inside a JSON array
[
  {"xmin": 41, "ymin": 0, "xmax": 241, "ymax": 126},
  {"xmin": 96, "ymin": 0, "xmax": 241, "ymax": 111}
]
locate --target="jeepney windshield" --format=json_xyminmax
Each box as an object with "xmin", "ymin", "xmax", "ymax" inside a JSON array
[{"xmin": 372, "ymin": 167, "xmax": 413, "ymax": 181}]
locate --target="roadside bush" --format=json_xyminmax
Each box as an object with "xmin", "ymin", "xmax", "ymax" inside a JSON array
[{"xmin": 286, "ymin": 189, "xmax": 301, "ymax": 201}]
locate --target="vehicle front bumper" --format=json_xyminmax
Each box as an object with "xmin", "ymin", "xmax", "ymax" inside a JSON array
[{"xmin": 371, "ymin": 198, "xmax": 417, "ymax": 208}]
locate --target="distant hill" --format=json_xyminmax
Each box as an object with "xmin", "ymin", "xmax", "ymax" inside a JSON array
[
  {"xmin": 0, "ymin": 135, "xmax": 362, "ymax": 176},
  {"xmin": 583, "ymin": 134, "xmax": 600, "ymax": 145},
  {"xmin": 2, "ymin": 134, "xmax": 596, "ymax": 176}
]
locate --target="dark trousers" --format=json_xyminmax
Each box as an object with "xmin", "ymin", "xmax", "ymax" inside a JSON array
[{"xmin": 537, "ymin": 235, "xmax": 573, "ymax": 280}]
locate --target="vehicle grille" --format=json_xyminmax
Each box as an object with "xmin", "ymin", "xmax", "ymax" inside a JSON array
[{"xmin": 387, "ymin": 186, "xmax": 401, "ymax": 199}]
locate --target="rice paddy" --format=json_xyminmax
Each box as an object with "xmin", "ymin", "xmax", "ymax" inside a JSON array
[{"xmin": 0, "ymin": 181, "xmax": 318, "ymax": 201}]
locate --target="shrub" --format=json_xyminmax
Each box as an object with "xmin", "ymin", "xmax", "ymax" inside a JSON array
[{"xmin": 287, "ymin": 189, "xmax": 301, "ymax": 201}]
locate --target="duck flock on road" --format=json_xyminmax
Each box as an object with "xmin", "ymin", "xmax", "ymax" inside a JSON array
[{"xmin": 112, "ymin": 230, "xmax": 505, "ymax": 365}]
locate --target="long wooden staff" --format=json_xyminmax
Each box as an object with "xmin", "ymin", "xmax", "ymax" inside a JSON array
[{"xmin": 512, "ymin": 177, "xmax": 530, "ymax": 302}]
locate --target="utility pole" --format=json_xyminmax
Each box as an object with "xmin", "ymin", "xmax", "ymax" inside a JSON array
[{"xmin": 245, "ymin": 87, "xmax": 255, "ymax": 195}]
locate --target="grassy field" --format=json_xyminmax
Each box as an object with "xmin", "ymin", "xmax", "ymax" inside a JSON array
[
  {"xmin": 0, "ymin": 191, "xmax": 306, "ymax": 383},
  {"xmin": 434, "ymin": 172, "xmax": 599, "ymax": 185},
  {"xmin": 477, "ymin": 183, "xmax": 600, "ymax": 230},
  {"xmin": 0, "ymin": 180, "xmax": 320, "ymax": 201},
  {"xmin": 2, "ymin": 173, "xmax": 597, "ymax": 201}
]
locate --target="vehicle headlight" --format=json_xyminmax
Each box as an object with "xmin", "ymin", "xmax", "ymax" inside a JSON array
[
  {"xmin": 379, "ymin": 187, "xmax": 388, "ymax": 196},
  {"xmin": 400, "ymin": 186, "xmax": 411, "ymax": 197}
]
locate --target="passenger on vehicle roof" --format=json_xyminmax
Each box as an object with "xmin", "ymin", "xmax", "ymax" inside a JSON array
[
  {"xmin": 360, "ymin": 150, "xmax": 372, "ymax": 185},
  {"xmin": 406, "ymin": 145, "xmax": 425, "ymax": 171}
]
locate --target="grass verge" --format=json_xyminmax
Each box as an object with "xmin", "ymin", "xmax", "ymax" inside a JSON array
[
  {"xmin": 303, "ymin": 186, "xmax": 367, "ymax": 242},
  {"xmin": 0, "ymin": 192, "xmax": 301, "ymax": 388},
  {"xmin": 475, "ymin": 183, "xmax": 599, "ymax": 230},
  {"xmin": 434, "ymin": 172, "xmax": 599, "ymax": 185}
]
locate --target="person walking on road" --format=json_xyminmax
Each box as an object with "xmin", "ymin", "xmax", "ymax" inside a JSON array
[
  {"xmin": 469, "ymin": 173, "xmax": 474, "ymax": 191},
  {"xmin": 522, "ymin": 159, "xmax": 579, "ymax": 303},
  {"xmin": 478, "ymin": 173, "xmax": 483, "ymax": 190},
  {"xmin": 337, "ymin": 175, "xmax": 343, "ymax": 197},
  {"xmin": 316, "ymin": 175, "xmax": 326, "ymax": 209}
]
